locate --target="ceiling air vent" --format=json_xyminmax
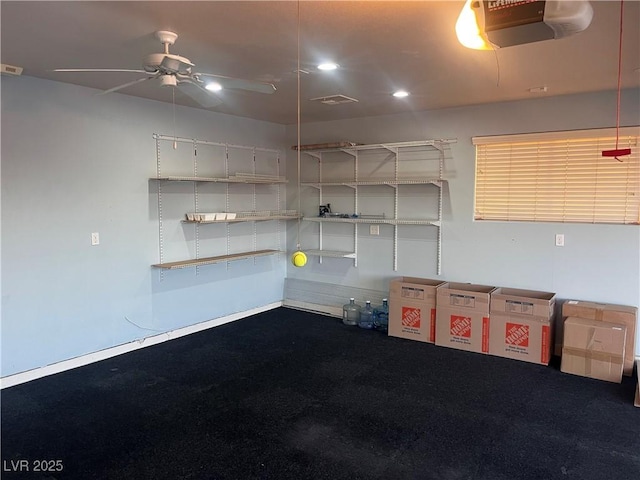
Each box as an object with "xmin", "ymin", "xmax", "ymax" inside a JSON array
[{"xmin": 310, "ymin": 94, "xmax": 359, "ymax": 105}]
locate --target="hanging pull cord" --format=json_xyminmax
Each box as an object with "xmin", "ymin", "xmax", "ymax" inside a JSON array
[
  {"xmin": 172, "ymin": 87, "xmax": 177, "ymax": 150},
  {"xmin": 296, "ymin": 0, "xmax": 302, "ymax": 251},
  {"xmin": 614, "ymin": 0, "xmax": 625, "ymax": 161},
  {"xmin": 602, "ymin": 0, "xmax": 631, "ymax": 162}
]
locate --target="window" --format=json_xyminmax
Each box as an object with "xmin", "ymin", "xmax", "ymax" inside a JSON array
[{"xmin": 473, "ymin": 127, "xmax": 640, "ymax": 224}]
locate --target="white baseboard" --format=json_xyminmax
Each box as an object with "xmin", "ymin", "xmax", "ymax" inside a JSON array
[
  {"xmin": 0, "ymin": 302, "xmax": 282, "ymax": 390},
  {"xmin": 283, "ymin": 299, "xmax": 342, "ymax": 318}
]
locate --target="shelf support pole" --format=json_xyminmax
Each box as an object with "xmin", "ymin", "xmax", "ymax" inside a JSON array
[
  {"xmin": 193, "ymin": 140, "xmax": 200, "ymax": 275},
  {"xmin": 155, "ymin": 134, "xmax": 165, "ymax": 281},
  {"xmin": 318, "ymin": 154, "xmax": 323, "ymax": 265},
  {"xmin": 225, "ymin": 144, "xmax": 231, "ymax": 270}
]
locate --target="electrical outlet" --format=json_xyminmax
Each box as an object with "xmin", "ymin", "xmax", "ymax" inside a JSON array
[
  {"xmin": 91, "ymin": 232, "xmax": 100, "ymax": 246},
  {"xmin": 555, "ymin": 234, "xmax": 564, "ymax": 247},
  {"xmin": 370, "ymin": 225, "xmax": 380, "ymax": 236}
]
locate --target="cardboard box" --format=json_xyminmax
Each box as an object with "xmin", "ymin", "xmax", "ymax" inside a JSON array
[
  {"xmin": 388, "ymin": 277, "xmax": 446, "ymax": 343},
  {"xmin": 489, "ymin": 288, "xmax": 556, "ymax": 365},
  {"xmin": 435, "ymin": 283, "xmax": 496, "ymax": 354},
  {"xmin": 561, "ymin": 317, "xmax": 626, "ymax": 383},
  {"xmin": 491, "ymin": 288, "xmax": 555, "ymax": 318},
  {"xmin": 561, "ymin": 301, "xmax": 637, "ymax": 377}
]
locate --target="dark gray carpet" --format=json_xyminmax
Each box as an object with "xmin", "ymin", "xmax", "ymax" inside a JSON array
[{"xmin": 2, "ymin": 307, "xmax": 639, "ymax": 480}]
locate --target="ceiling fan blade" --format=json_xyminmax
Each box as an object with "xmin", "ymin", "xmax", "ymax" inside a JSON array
[
  {"xmin": 99, "ymin": 75, "xmax": 157, "ymax": 95},
  {"xmin": 54, "ymin": 68, "xmax": 147, "ymax": 73},
  {"xmin": 196, "ymin": 73, "xmax": 276, "ymax": 94},
  {"xmin": 176, "ymin": 79, "xmax": 222, "ymax": 108}
]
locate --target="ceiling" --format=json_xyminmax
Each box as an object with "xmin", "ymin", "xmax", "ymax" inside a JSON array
[{"xmin": 2, "ymin": 1, "xmax": 639, "ymax": 125}]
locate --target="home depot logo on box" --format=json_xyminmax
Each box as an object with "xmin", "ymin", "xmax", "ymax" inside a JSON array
[
  {"xmin": 402, "ymin": 306, "xmax": 421, "ymax": 328},
  {"xmin": 450, "ymin": 315, "xmax": 472, "ymax": 338},
  {"xmin": 505, "ymin": 322, "xmax": 529, "ymax": 347}
]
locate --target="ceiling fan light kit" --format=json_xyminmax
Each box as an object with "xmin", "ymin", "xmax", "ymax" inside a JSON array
[{"xmin": 159, "ymin": 74, "xmax": 177, "ymax": 87}]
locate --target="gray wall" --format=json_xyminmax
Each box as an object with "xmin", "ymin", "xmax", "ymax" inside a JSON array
[
  {"xmin": 2, "ymin": 76, "xmax": 639, "ymax": 378},
  {"xmin": 285, "ymin": 89, "xmax": 640, "ymax": 356},
  {"xmin": 1, "ymin": 76, "xmax": 288, "ymax": 377}
]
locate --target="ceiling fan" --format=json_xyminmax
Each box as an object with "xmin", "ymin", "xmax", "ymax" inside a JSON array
[{"xmin": 54, "ymin": 30, "xmax": 276, "ymax": 108}]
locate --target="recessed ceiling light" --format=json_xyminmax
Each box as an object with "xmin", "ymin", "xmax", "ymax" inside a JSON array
[
  {"xmin": 393, "ymin": 90, "xmax": 409, "ymax": 98},
  {"xmin": 205, "ymin": 82, "xmax": 223, "ymax": 92},
  {"xmin": 317, "ymin": 62, "xmax": 339, "ymax": 71}
]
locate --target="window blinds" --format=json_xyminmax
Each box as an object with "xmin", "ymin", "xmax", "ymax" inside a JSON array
[{"xmin": 473, "ymin": 127, "xmax": 640, "ymax": 224}]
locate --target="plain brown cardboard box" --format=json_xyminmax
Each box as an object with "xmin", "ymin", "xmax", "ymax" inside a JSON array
[
  {"xmin": 435, "ymin": 283, "xmax": 496, "ymax": 354},
  {"xmin": 561, "ymin": 317, "xmax": 626, "ymax": 383},
  {"xmin": 489, "ymin": 288, "xmax": 556, "ymax": 365},
  {"xmin": 561, "ymin": 301, "xmax": 637, "ymax": 376},
  {"xmin": 388, "ymin": 277, "xmax": 445, "ymax": 343}
]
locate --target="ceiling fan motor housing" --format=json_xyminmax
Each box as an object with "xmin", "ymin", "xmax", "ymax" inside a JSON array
[{"xmin": 144, "ymin": 53, "xmax": 193, "ymax": 75}]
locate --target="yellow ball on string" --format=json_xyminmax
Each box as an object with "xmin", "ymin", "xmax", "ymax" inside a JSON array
[{"xmin": 291, "ymin": 251, "xmax": 307, "ymax": 267}]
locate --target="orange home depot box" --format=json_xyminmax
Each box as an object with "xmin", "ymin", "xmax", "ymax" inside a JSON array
[
  {"xmin": 561, "ymin": 317, "xmax": 627, "ymax": 383},
  {"xmin": 389, "ymin": 277, "xmax": 445, "ymax": 343},
  {"xmin": 489, "ymin": 288, "xmax": 556, "ymax": 365},
  {"xmin": 489, "ymin": 314, "xmax": 553, "ymax": 365},
  {"xmin": 561, "ymin": 300, "xmax": 637, "ymax": 377},
  {"xmin": 435, "ymin": 283, "xmax": 496, "ymax": 354}
]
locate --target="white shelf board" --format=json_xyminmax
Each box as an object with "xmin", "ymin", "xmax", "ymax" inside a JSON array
[
  {"xmin": 152, "ymin": 176, "xmax": 287, "ymax": 184},
  {"xmin": 301, "ymin": 179, "xmax": 445, "ymax": 187},
  {"xmin": 303, "ymin": 217, "xmax": 440, "ymax": 226},
  {"xmin": 304, "ymin": 249, "xmax": 357, "ymax": 259},
  {"xmin": 183, "ymin": 215, "xmax": 300, "ymax": 224},
  {"xmin": 152, "ymin": 249, "xmax": 280, "ymax": 269},
  {"xmin": 298, "ymin": 139, "xmax": 456, "ymax": 153}
]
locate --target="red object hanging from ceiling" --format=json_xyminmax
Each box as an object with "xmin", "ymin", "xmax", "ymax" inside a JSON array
[{"xmin": 602, "ymin": 0, "xmax": 631, "ymax": 161}]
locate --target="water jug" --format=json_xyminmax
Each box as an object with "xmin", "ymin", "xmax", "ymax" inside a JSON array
[
  {"xmin": 342, "ymin": 298, "xmax": 361, "ymax": 326},
  {"xmin": 374, "ymin": 298, "xmax": 389, "ymax": 332},
  {"xmin": 358, "ymin": 301, "xmax": 375, "ymax": 329}
]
